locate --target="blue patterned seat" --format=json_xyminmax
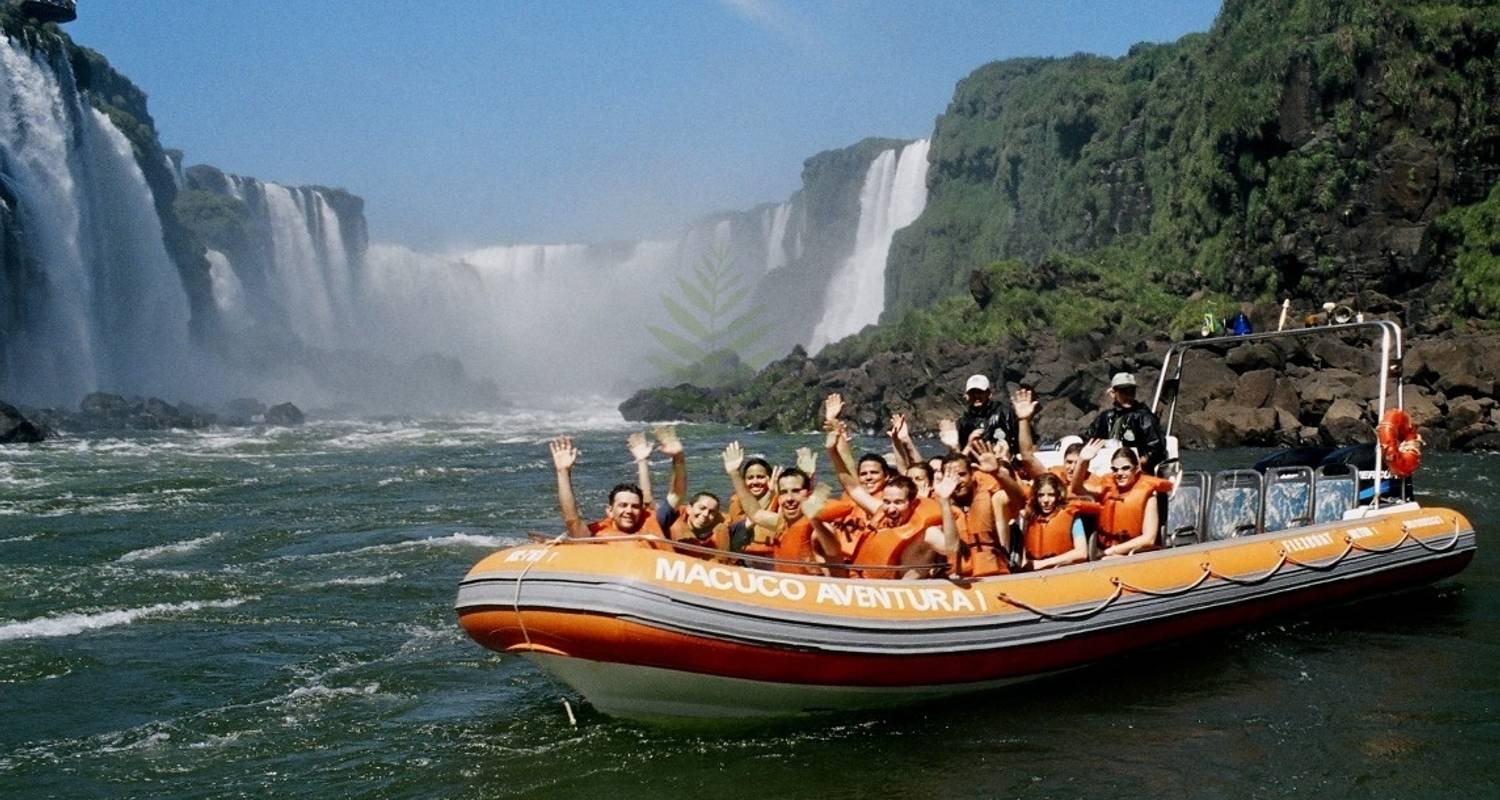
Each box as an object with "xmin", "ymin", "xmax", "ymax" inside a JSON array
[
  {"xmin": 1206, "ymin": 470, "xmax": 1263, "ymax": 541},
  {"xmin": 1164, "ymin": 472, "xmax": 1208, "ymax": 547},
  {"xmin": 1314, "ymin": 465, "xmax": 1359, "ymax": 524},
  {"xmin": 1263, "ymin": 466, "xmax": 1314, "ymax": 532}
]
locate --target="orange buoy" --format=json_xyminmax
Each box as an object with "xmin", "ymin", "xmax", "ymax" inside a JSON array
[{"xmin": 1376, "ymin": 408, "xmax": 1423, "ymax": 477}]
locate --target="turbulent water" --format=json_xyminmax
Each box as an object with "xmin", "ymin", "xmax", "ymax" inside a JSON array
[{"xmin": 2, "ymin": 414, "xmax": 1496, "ymax": 798}]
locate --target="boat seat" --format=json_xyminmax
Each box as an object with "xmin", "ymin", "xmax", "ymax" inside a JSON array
[
  {"xmin": 1206, "ymin": 470, "xmax": 1263, "ymax": 541},
  {"xmin": 1314, "ymin": 464, "xmax": 1359, "ymax": 524},
  {"xmin": 1263, "ymin": 466, "xmax": 1314, "ymax": 533},
  {"xmin": 1163, "ymin": 471, "xmax": 1208, "ymax": 547}
]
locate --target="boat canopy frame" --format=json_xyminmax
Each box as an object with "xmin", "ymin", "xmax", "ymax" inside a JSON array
[{"xmin": 1148, "ymin": 320, "xmax": 1404, "ymax": 508}]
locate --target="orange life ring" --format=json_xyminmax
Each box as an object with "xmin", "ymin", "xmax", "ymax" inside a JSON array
[{"xmin": 1376, "ymin": 408, "xmax": 1423, "ymax": 478}]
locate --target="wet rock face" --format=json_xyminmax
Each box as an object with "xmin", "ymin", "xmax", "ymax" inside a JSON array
[
  {"xmin": 264, "ymin": 403, "xmax": 305, "ymax": 426},
  {"xmin": 0, "ymin": 400, "xmax": 46, "ymax": 443},
  {"xmin": 622, "ymin": 326, "xmax": 1500, "ymax": 454}
]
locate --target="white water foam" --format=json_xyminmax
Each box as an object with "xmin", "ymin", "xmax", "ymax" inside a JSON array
[
  {"xmin": 0, "ymin": 597, "xmax": 251, "ymax": 642},
  {"xmin": 116, "ymin": 533, "xmax": 225, "ymax": 563}
]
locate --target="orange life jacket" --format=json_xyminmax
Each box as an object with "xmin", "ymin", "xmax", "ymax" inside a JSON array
[
  {"xmin": 588, "ymin": 503, "xmax": 665, "ymax": 538},
  {"xmin": 1096, "ymin": 476, "xmax": 1170, "ymax": 551},
  {"xmin": 952, "ymin": 480, "xmax": 1008, "ymax": 578},
  {"xmin": 666, "ymin": 505, "xmax": 731, "ymax": 560},
  {"xmin": 1024, "ymin": 499, "xmax": 1100, "ymax": 560},
  {"xmin": 849, "ymin": 498, "xmax": 944, "ymax": 578},
  {"xmin": 727, "ymin": 492, "xmax": 777, "ymax": 525}
]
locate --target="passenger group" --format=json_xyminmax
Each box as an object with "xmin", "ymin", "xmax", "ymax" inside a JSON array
[{"xmin": 549, "ymin": 371, "xmax": 1171, "ymax": 579}]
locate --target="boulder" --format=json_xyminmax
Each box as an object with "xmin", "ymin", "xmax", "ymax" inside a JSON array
[
  {"xmin": 1319, "ymin": 398, "xmax": 1372, "ymax": 445},
  {"xmin": 1175, "ymin": 355, "xmax": 1238, "ymax": 412},
  {"xmin": 1225, "ymin": 343, "xmax": 1285, "ymax": 372},
  {"xmin": 264, "ymin": 402, "xmax": 305, "ymax": 426},
  {"xmin": 79, "ymin": 391, "xmax": 132, "ymax": 419},
  {"xmin": 1269, "ymin": 377, "xmax": 1302, "ymax": 415},
  {"xmin": 224, "ymin": 398, "xmax": 267, "ymax": 423},
  {"xmin": 1296, "ymin": 369, "xmax": 1360, "ymax": 419},
  {"xmin": 1445, "ymin": 396, "xmax": 1485, "ymax": 432},
  {"xmin": 1233, "ymin": 369, "xmax": 1278, "ymax": 408},
  {"xmin": 1310, "ymin": 338, "xmax": 1372, "ymax": 372},
  {"xmin": 1176, "ymin": 406, "xmax": 1278, "ymax": 448},
  {"xmin": 0, "ymin": 401, "xmax": 46, "ymax": 443},
  {"xmin": 1401, "ymin": 390, "xmax": 1444, "ymax": 431},
  {"xmin": 1457, "ymin": 430, "xmax": 1500, "ymax": 452}
]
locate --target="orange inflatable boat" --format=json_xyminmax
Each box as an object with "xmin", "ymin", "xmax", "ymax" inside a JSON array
[{"xmin": 457, "ymin": 321, "xmax": 1478, "ymax": 721}]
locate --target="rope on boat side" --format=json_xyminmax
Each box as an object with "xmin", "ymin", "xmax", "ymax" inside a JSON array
[
  {"xmin": 1205, "ymin": 552, "xmax": 1289, "ymax": 586},
  {"xmin": 513, "ymin": 533, "xmax": 568, "ymax": 648},
  {"xmin": 994, "ymin": 584, "xmax": 1124, "ymax": 621},
  {"xmin": 1111, "ymin": 568, "xmax": 1214, "ymax": 598},
  {"xmin": 1280, "ymin": 540, "xmax": 1356, "ymax": 571}
]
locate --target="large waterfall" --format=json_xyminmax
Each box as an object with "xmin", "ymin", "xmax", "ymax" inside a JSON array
[
  {"xmin": 807, "ymin": 139, "xmax": 930, "ymax": 352},
  {"xmin": 0, "ymin": 34, "xmax": 193, "ymax": 405},
  {"xmin": 0, "ymin": 23, "xmax": 933, "ymax": 411}
]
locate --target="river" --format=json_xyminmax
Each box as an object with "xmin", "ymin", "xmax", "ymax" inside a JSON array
[{"xmin": 2, "ymin": 411, "xmax": 1496, "ymax": 798}]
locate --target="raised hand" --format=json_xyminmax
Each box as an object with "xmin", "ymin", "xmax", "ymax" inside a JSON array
[
  {"xmin": 722, "ymin": 441, "xmax": 744, "ymax": 474},
  {"xmin": 938, "ymin": 418, "xmax": 960, "ymax": 452},
  {"xmin": 803, "ymin": 483, "xmax": 833, "ymax": 517},
  {"xmin": 653, "ymin": 426, "xmax": 684, "ymax": 458},
  {"xmin": 1011, "ymin": 387, "xmax": 1038, "ymax": 421},
  {"xmin": 549, "ymin": 436, "xmax": 578, "ymax": 471},
  {"xmin": 769, "ymin": 464, "xmax": 785, "ymax": 493},
  {"xmin": 823, "ymin": 392, "xmax": 844, "ymax": 424},
  {"xmin": 627, "ymin": 431, "xmax": 653, "ymax": 463},
  {"xmin": 1080, "ymin": 437, "xmax": 1105, "ymax": 463},
  {"xmin": 796, "ymin": 446, "xmax": 817, "ymax": 476},
  {"xmin": 933, "ymin": 470, "xmax": 959, "ymax": 501},
  {"xmin": 968, "ymin": 438, "xmax": 1000, "ymax": 474}
]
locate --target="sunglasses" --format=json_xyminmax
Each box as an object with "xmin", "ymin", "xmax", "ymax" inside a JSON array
[{"xmin": 1111, "ymin": 465, "xmax": 1136, "ymax": 473}]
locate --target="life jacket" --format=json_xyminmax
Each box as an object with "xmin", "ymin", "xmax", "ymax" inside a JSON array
[
  {"xmin": 727, "ymin": 492, "xmax": 777, "ymax": 525},
  {"xmin": 588, "ymin": 503, "xmax": 665, "ymax": 538},
  {"xmin": 1024, "ymin": 499, "xmax": 1100, "ymax": 560},
  {"xmin": 951, "ymin": 478, "xmax": 1007, "ymax": 578},
  {"xmin": 667, "ymin": 505, "xmax": 731, "ymax": 559},
  {"xmin": 849, "ymin": 498, "xmax": 944, "ymax": 579},
  {"xmin": 767, "ymin": 516, "xmax": 821, "ymax": 575},
  {"xmin": 1095, "ymin": 476, "xmax": 1171, "ymax": 551}
]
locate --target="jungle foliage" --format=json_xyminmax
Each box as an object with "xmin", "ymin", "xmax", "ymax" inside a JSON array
[{"xmin": 881, "ymin": 0, "xmax": 1500, "ymax": 341}]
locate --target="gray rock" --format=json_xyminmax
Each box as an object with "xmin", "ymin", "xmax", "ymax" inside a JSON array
[
  {"xmin": 0, "ymin": 401, "xmax": 46, "ymax": 443},
  {"xmin": 1226, "ymin": 343, "xmax": 1285, "ymax": 372},
  {"xmin": 1320, "ymin": 398, "xmax": 1372, "ymax": 445},
  {"xmin": 1233, "ymin": 369, "xmax": 1278, "ymax": 408},
  {"xmin": 1446, "ymin": 396, "xmax": 1485, "ymax": 432},
  {"xmin": 1402, "ymin": 390, "xmax": 1444, "ymax": 431},
  {"xmin": 1297, "ymin": 368, "xmax": 1360, "ymax": 418},
  {"xmin": 264, "ymin": 403, "xmax": 305, "ymax": 426}
]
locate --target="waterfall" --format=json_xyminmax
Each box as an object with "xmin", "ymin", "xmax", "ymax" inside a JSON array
[
  {"xmin": 806, "ymin": 139, "xmax": 930, "ymax": 352},
  {"xmin": 205, "ymin": 249, "xmax": 246, "ymax": 320},
  {"xmin": 0, "ymin": 34, "xmax": 192, "ymax": 405}
]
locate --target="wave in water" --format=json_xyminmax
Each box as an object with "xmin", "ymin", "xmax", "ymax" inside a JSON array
[
  {"xmin": 0, "ymin": 598, "xmax": 251, "ymax": 642},
  {"xmin": 116, "ymin": 533, "xmax": 225, "ymax": 563}
]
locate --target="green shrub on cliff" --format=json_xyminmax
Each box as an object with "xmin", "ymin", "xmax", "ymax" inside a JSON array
[
  {"xmin": 884, "ymin": 0, "xmax": 1500, "ymax": 321},
  {"xmin": 1437, "ymin": 180, "xmax": 1500, "ymax": 320},
  {"xmin": 174, "ymin": 190, "xmax": 250, "ymax": 253}
]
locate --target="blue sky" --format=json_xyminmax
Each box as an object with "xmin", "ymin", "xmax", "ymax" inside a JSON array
[{"xmin": 70, "ymin": 1, "xmax": 1222, "ymax": 250}]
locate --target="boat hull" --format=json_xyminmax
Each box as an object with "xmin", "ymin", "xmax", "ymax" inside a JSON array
[{"xmin": 458, "ymin": 505, "xmax": 1475, "ymax": 720}]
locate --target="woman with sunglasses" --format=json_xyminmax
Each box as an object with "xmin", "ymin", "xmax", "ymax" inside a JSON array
[{"xmin": 1070, "ymin": 439, "xmax": 1173, "ymax": 558}]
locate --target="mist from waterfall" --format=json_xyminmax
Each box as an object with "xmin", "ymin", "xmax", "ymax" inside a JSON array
[
  {"xmin": 0, "ymin": 34, "xmax": 194, "ymax": 406},
  {"xmin": 806, "ymin": 139, "xmax": 930, "ymax": 352}
]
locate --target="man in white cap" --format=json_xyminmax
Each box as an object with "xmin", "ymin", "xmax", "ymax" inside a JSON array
[
  {"xmin": 956, "ymin": 373, "xmax": 1019, "ymax": 455},
  {"xmin": 1084, "ymin": 372, "xmax": 1166, "ymax": 472}
]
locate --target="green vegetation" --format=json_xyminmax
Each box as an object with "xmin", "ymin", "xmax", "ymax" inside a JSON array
[
  {"xmin": 173, "ymin": 190, "xmax": 250, "ymax": 253},
  {"xmin": 885, "ymin": 0, "xmax": 1500, "ymax": 326},
  {"xmin": 1437, "ymin": 180, "xmax": 1500, "ymax": 320},
  {"xmin": 647, "ymin": 250, "xmax": 774, "ymax": 387}
]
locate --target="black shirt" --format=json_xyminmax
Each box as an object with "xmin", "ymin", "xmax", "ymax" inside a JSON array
[
  {"xmin": 957, "ymin": 401, "xmax": 1019, "ymax": 454},
  {"xmin": 1085, "ymin": 403, "xmax": 1167, "ymax": 471}
]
